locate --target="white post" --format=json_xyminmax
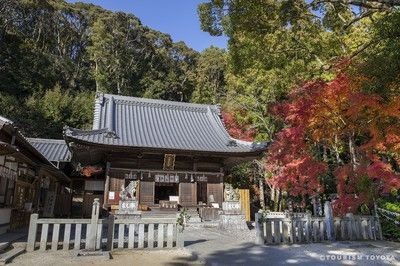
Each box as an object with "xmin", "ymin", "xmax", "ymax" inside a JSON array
[
  {"xmin": 26, "ymin": 213, "xmax": 39, "ymax": 252},
  {"xmin": 324, "ymin": 201, "xmax": 334, "ymax": 241}
]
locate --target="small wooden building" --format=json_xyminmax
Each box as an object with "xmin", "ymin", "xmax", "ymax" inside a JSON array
[
  {"xmin": 64, "ymin": 94, "xmax": 266, "ymax": 214},
  {"xmin": 28, "ymin": 138, "xmax": 73, "ymax": 217},
  {"xmin": 0, "ymin": 116, "xmax": 70, "ymax": 234}
]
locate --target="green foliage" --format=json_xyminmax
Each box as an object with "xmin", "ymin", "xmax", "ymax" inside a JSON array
[
  {"xmin": 377, "ymin": 198, "xmax": 400, "ymax": 241},
  {"xmin": 227, "ymin": 162, "xmax": 253, "ymax": 189},
  {"xmin": 177, "ymin": 207, "xmax": 191, "ymax": 231},
  {"xmin": 26, "ymin": 86, "xmax": 94, "ymax": 138},
  {"xmin": 380, "ymin": 217, "xmax": 400, "ymax": 242},
  {"xmin": 191, "ymin": 46, "xmax": 227, "ymax": 104},
  {"xmin": 378, "ymin": 199, "xmax": 400, "ymax": 214},
  {"xmin": 0, "ymin": 0, "xmax": 216, "ymax": 136},
  {"xmin": 197, "ymin": 0, "xmax": 384, "ymax": 141},
  {"xmin": 356, "ymin": 11, "xmax": 400, "ymax": 99}
]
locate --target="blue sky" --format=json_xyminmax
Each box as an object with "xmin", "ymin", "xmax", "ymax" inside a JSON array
[{"xmin": 67, "ymin": 0, "xmax": 227, "ymax": 52}]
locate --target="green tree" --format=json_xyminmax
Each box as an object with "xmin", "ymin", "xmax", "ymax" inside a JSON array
[
  {"xmin": 0, "ymin": 0, "xmax": 203, "ymax": 137},
  {"xmin": 191, "ymin": 46, "xmax": 227, "ymax": 104},
  {"xmin": 198, "ymin": 0, "xmax": 377, "ymax": 140},
  {"xmin": 26, "ymin": 86, "xmax": 94, "ymax": 138}
]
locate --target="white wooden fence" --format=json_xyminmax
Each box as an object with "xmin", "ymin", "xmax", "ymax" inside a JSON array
[
  {"xmin": 255, "ymin": 211, "xmax": 382, "ymax": 245},
  {"xmin": 26, "ymin": 199, "xmax": 183, "ymax": 252}
]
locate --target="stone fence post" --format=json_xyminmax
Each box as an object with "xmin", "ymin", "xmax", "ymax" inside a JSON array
[
  {"xmin": 255, "ymin": 212, "xmax": 264, "ymax": 245},
  {"xmin": 374, "ymin": 202, "xmax": 383, "ymax": 240},
  {"xmin": 324, "ymin": 201, "xmax": 334, "ymax": 241},
  {"xmin": 87, "ymin": 198, "xmax": 100, "ymax": 250},
  {"xmin": 26, "ymin": 213, "xmax": 39, "ymax": 252}
]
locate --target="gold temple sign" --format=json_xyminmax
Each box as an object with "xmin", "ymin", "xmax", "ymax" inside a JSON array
[{"xmin": 163, "ymin": 154, "xmax": 176, "ymax": 170}]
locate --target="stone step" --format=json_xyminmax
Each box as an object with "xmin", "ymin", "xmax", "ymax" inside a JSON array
[
  {"xmin": 186, "ymin": 221, "xmax": 219, "ymax": 228},
  {"xmin": 141, "ymin": 213, "xmax": 177, "ymax": 218},
  {"xmin": 0, "ymin": 247, "xmax": 25, "ymax": 265}
]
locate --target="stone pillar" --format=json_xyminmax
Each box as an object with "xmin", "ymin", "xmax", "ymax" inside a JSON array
[
  {"xmin": 87, "ymin": 198, "xmax": 100, "ymax": 250},
  {"xmin": 324, "ymin": 201, "xmax": 334, "ymax": 241},
  {"xmin": 26, "ymin": 213, "xmax": 39, "ymax": 252},
  {"xmin": 374, "ymin": 202, "xmax": 383, "ymax": 240},
  {"xmin": 255, "ymin": 212, "xmax": 264, "ymax": 245}
]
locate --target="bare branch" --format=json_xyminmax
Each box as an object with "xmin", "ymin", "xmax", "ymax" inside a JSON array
[
  {"xmin": 310, "ymin": 0, "xmax": 397, "ymax": 10},
  {"xmin": 344, "ymin": 10, "xmax": 375, "ymax": 29}
]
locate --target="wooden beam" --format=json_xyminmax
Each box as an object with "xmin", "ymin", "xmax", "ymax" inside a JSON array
[{"xmin": 103, "ymin": 162, "xmax": 111, "ymax": 209}]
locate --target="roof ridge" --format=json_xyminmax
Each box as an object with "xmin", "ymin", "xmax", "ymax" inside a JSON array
[
  {"xmin": 102, "ymin": 93, "xmax": 220, "ymax": 110},
  {"xmin": 0, "ymin": 115, "xmax": 13, "ymax": 124},
  {"xmin": 27, "ymin": 138, "xmax": 66, "ymax": 143}
]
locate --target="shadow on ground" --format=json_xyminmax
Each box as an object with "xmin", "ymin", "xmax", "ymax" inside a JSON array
[
  {"xmin": 184, "ymin": 239, "xmax": 208, "ymax": 247},
  {"xmin": 200, "ymin": 242, "xmax": 399, "ymax": 266},
  {"xmin": 165, "ymin": 251, "xmax": 201, "ymax": 266}
]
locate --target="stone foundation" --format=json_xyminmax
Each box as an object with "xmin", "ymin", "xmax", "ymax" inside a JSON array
[
  {"xmin": 219, "ymin": 214, "xmax": 247, "ymax": 230},
  {"xmin": 115, "ymin": 199, "xmax": 141, "ymax": 219},
  {"xmin": 222, "ymin": 201, "xmax": 242, "ymax": 215}
]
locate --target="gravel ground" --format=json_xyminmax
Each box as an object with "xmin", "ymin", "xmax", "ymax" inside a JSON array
[{"xmin": 9, "ymin": 227, "xmax": 400, "ymax": 265}]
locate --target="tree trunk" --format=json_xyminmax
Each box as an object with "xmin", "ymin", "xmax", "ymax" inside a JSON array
[
  {"xmin": 95, "ymin": 61, "xmax": 99, "ymax": 92},
  {"xmin": 334, "ymin": 134, "xmax": 342, "ymax": 164},
  {"xmin": 259, "ymin": 177, "xmax": 265, "ymax": 210},
  {"xmin": 275, "ymin": 189, "xmax": 281, "ymax": 211},
  {"xmin": 349, "ymin": 133, "xmax": 357, "ymax": 169}
]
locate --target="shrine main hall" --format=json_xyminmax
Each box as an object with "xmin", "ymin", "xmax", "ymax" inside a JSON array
[{"xmin": 63, "ymin": 93, "xmax": 267, "ymax": 214}]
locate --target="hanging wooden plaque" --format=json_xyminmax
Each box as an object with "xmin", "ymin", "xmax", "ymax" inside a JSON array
[{"xmin": 163, "ymin": 154, "xmax": 176, "ymax": 170}]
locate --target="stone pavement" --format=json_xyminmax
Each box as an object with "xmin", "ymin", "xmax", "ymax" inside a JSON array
[
  {"xmin": 4, "ymin": 226, "xmax": 400, "ymax": 265},
  {"xmin": 182, "ymin": 227, "xmax": 400, "ymax": 266},
  {"xmin": 0, "ymin": 229, "xmax": 27, "ymax": 249}
]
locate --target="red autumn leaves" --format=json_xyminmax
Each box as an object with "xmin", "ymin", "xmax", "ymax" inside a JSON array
[{"xmin": 266, "ymin": 74, "xmax": 400, "ymax": 215}]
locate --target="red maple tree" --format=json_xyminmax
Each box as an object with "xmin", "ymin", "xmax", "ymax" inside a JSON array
[
  {"xmin": 222, "ymin": 111, "xmax": 256, "ymax": 141},
  {"xmin": 266, "ymin": 73, "xmax": 400, "ymax": 215}
]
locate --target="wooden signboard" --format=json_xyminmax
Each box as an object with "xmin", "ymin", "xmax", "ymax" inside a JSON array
[{"xmin": 43, "ymin": 191, "xmax": 56, "ymax": 217}]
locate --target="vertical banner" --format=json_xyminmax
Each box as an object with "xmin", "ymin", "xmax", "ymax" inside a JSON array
[{"xmin": 239, "ymin": 189, "xmax": 250, "ymax": 222}]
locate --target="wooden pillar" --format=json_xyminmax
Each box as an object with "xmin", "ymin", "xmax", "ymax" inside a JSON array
[{"xmin": 103, "ymin": 162, "xmax": 110, "ymax": 209}]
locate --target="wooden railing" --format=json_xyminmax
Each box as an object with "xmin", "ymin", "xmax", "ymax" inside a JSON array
[
  {"xmin": 255, "ymin": 211, "xmax": 382, "ymax": 245},
  {"xmin": 26, "ymin": 199, "xmax": 183, "ymax": 252}
]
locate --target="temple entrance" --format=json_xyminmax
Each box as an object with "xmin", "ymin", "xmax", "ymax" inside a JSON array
[
  {"xmin": 154, "ymin": 183, "xmax": 179, "ymax": 204},
  {"xmin": 197, "ymin": 182, "xmax": 207, "ymax": 204}
]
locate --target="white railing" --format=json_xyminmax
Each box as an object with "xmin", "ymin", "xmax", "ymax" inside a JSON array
[
  {"xmin": 255, "ymin": 211, "xmax": 382, "ymax": 245},
  {"xmin": 26, "ymin": 199, "xmax": 183, "ymax": 252}
]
